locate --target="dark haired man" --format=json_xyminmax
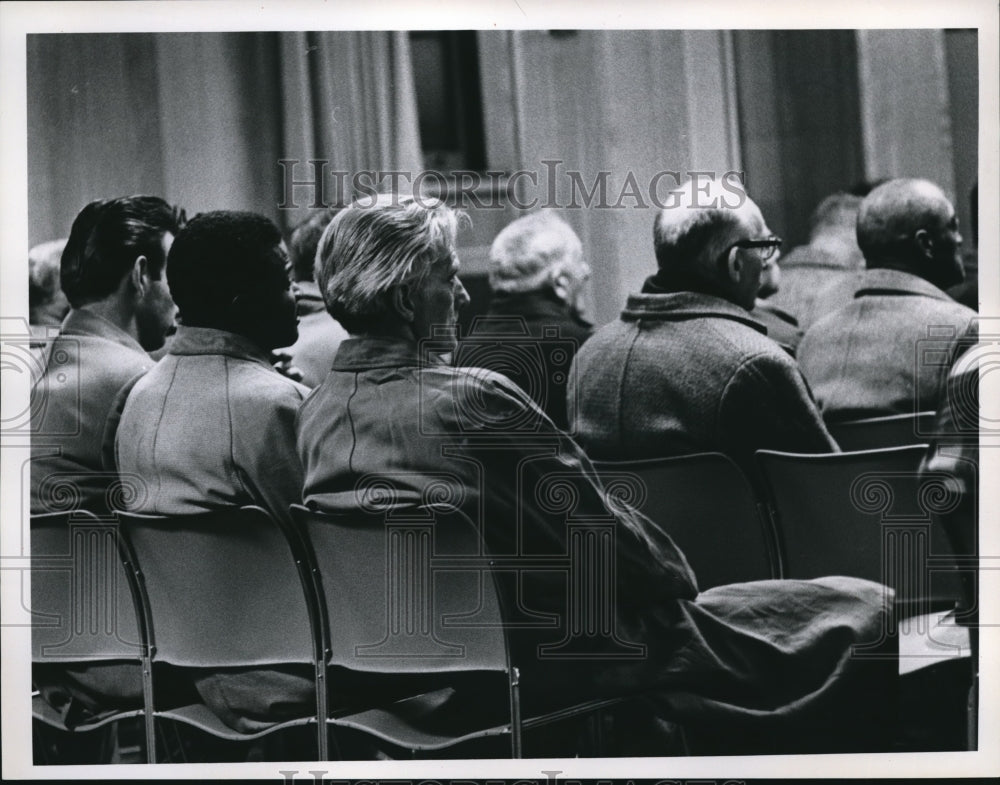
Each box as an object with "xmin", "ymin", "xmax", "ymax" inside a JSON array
[
  {"xmin": 31, "ymin": 195, "xmax": 184, "ymax": 516},
  {"xmin": 114, "ymin": 210, "xmax": 310, "ymax": 734},
  {"xmin": 797, "ymin": 178, "xmax": 975, "ymax": 421},
  {"xmin": 29, "ymin": 195, "xmax": 185, "ymax": 743},
  {"xmin": 115, "ymin": 209, "xmax": 305, "ymax": 526}
]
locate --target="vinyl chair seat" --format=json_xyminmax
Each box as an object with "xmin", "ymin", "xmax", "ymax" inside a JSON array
[
  {"xmin": 755, "ymin": 445, "xmax": 964, "ymax": 615},
  {"xmin": 593, "ymin": 452, "xmax": 781, "ymax": 587},
  {"xmin": 32, "ymin": 691, "xmax": 143, "ymax": 733},
  {"xmin": 292, "ymin": 504, "xmax": 676, "ymax": 758},
  {"xmin": 291, "ymin": 503, "xmax": 519, "ymax": 757},
  {"xmin": 156, "ymin": 702, "xmax": 317, "ymax": 742},
  {"xmin": 827, "ymin": 411, "xmax": 937, "ymax": 451},
  {"xmin": 30, "ymin": 510, "xmax": 154, "ymax": 761},
  {"xmin": 117, "ymin": 506, "xmax": 325, "ymax": 760}
]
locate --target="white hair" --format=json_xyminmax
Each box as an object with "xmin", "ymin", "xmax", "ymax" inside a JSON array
[
  {"xmin": 488, "ymin": 212, "xmax": 584, "ymax": 294},
  {"xmin": 315, "ymin": 193, "xmax": 466, "ymax": 332}
]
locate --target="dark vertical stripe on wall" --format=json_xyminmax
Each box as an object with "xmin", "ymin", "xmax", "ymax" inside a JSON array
[
  {"xmin": 733, "ymin": 30, "xmax": 864, "ymax": 247},
  {"xmin": 944, "ymin": 29, "xmax": 978, "ymax": 244}
]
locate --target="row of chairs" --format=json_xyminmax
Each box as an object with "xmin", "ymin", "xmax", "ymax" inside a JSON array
[
  {"xmin": 594, "ymin": 444, "xmax": 970, "ymax": 614},
  {"xmin": 31, "ymin": 504, "xmax": 646, "ymax": 762}
]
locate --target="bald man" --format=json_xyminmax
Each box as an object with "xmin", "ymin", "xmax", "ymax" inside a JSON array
[
  {"xmin": 797, "ymin": 178, "xmax": 975, "ymax": 422},
  {"xmin": 569, "ymin": 181, "xmax": 836, "ymax": 481}
]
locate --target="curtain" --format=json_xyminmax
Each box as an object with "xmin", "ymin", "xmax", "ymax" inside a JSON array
[{"xmin": 277, "ymin": 31, "xmax": 423, "ymax": 230}]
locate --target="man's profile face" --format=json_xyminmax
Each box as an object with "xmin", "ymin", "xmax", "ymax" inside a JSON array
[
  {"xmin": 727, "ymin": 207, "xmax": 769, "ymax": 310},
  {"xmin": 136, "ymin": 232, "xmax": 178, "ymax": 351},
  {"xmin": 929, "ymin": 202, "xmax": 964, "ymax": 289},
  {"xmin": 250, "ymin": 242, "xmax": 300, "ymax": 351},
  {"xmin": 408, "ymin": 249, "xmax": 470, "ymax": 354}
]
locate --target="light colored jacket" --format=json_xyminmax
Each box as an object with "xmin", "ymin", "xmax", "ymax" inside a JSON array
[
  {"xmin": 797, "ymin": 268, "xmax": 976, "ymax": 422},
  {"xmin": 31, "ymin": 309, "xmax": 153, "ymax": 514},
  {"xmin": 115, "ymin": 326, "xmax": 308, "ymax": 524}
]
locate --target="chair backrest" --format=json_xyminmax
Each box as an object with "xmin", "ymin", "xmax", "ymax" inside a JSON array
[
  {"xmin": 756, "ymin": 445, "xmax": 963, "ymax": 609},
  {"xmin": 593, "ymin": 453, "xmax": 778, "ymax": 588},
  {"xmin": 827, "ymin": 411, "xmax": 937, "ymax": 452},
  {"xmin": 291, "ymin": 504, "xmax": 510, "ymax": 678},
  {"xmin": 117, "ymin": 506, "xmax": 315, "ymax": 669},
  {"xmin": 31, "ymin": 510, "xmax": 143, "ymax": 663}
]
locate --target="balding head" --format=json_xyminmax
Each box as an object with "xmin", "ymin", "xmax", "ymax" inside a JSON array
[
  {"xmin": 856, "ymin": 178, "xmax": 964, "ymax": 289},
  {"xmin": 489, "ymin": 212, "xmax": 589, "ymax": 312},
  {"xmin": 651, "ymin": 181, "xmax": 774, "ymax": 309}
]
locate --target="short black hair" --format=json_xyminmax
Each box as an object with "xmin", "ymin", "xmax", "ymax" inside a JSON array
[
  {"xmin": 60, "ymin": 195, "xmax": 186, "ymax": 308},
  {"xmin": 167, "ymin": 210, "xmax": 285, "ymax": 328},
  {"xmin": 289, "ymin": 209, "xmax": 338, "ymax": 282}
]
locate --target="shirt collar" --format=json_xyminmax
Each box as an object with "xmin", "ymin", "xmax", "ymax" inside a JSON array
[
  {"xmin": 620, "ymin": 291, "xmax": 768, "ymax": 335},
  {"xmin": 487, "ymin": 290, "xmax": 592, "ymax": 326},
  {"xmin": 60, "ymin": 308, "xmax": 149, "ymax": 354},
  {"xmin": 854, "ymin": 268, "xmax": 953, "ymax": 301},
  {"xmin": 331, "ymin": 335, "xmax": 451, "ymax": 371},
  {"xmin": 168, "ymin": 325, "xmax": 273, "ymax": 366}
]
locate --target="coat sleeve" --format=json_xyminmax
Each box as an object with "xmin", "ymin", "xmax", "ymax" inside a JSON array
[
  {"xmin": 458, "ymin": 370, "xmax": 699, "ymax": 601},
  {"xmin": 720, "ymin": 351, "xmax": 840, "ymax": 458}
]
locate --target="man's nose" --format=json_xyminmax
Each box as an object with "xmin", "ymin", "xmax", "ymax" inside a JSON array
[{"xmin": 456, "ymin": 278, "xmax": 471, "ymax": 309}]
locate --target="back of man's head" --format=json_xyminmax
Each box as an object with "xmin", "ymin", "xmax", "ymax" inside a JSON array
[
  {"xmin": 60, "ymin": 196, "xmax": 186, "ymax": 309},
  {"xmin": 649, "ymin": 179, "xmax": 775, "ymax": 310},
  {"xmin": 29, "ymin": 238, "xmax": 69, "ymax": 326},
  {"xmin": 168, "ymin": 211, "xmax": 296, "ymax": 349},
  {"xmin": 289, "ymin": 209, "xmax": 338, "ymax": 283},
  {"xmin": 856, "ymin": 178, "xmax": 963, "ymax": 289},
  {"xmin": 653, "ymin": 181, "xmax": 758, "ymax": 275},
  {"xmin": 489, "ymin": 212, "xmax": 585, "ymax": 297},
  {"xmin": 809, "ymin": 193, "xmax": 863, "ymax": 241}
]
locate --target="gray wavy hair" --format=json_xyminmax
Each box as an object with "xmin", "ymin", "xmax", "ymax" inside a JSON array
[{"xmin": 315, "ymin": 193, "xmax": 466, "ymax": 333}]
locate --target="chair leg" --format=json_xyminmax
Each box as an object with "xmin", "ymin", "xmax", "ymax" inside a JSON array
[{"xmin": 509, "ymin": 667, "xmax": 522, "ymax": 758}]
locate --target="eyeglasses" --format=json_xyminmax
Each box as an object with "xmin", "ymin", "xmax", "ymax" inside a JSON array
[{"xmin": 718, "ymin": 236, "xmax": 783, "ymax": 266}]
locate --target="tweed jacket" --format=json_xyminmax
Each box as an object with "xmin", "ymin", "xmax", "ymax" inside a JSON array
[
  {"xmin": 456, "ymin": 290, "xmax": 593, "ymax": 430},
  {"xmin": 115, "ymin": 326, "xmax": 309, "ymax": 525},
  {"xmin": 797, "ymin": 268, "xmax": 976, "ymax": 422},
  {"xmin": 295, "ymin": 335, "xmax": 893, "ymax": 752},
  {"xmin": 568, "ymin": 292, "xmax": 837, "ymax": 478},
  {"xmin": 30, "ymin": 309, "xmax": 154, "ymax": 515},
  {"xmin": 750, "ymin": 298, "xmax": 803, "ymax": 356},
  {"xmin": 767, "ymin": 244, "xmax": 865, "ymax": 329},
  {"xmin": 278, "ymin": 281, "xmax": 349, "ymax": 388}
]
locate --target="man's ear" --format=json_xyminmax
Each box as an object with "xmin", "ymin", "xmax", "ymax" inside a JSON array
[
  {"xmin": 391, "ymin": 284, "xmax": 416, "ymax": 322},
  {"xmin": 723, "ymin": 248, "xmax": 742, "ymax": 284},
  {"xmin": 914, "ymin": 228, "xmax": 934, "ymax": 258},
  {"xmin": 130, "ymin": 256, "xmax": 150, "ymax": 297},
  {"xmin": 551, "ymin": 268, "xmax": 572, "ymax": 304}
]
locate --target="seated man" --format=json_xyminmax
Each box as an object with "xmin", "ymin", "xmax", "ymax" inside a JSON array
[
  {"xmin": 766, "ymin": 192, "xmax": 866, "ymax": 329},
  {"xmin": 31, "ymin": 196, "xmax": 183, "ymax": 517},
  {"xmin": 28, "ymin": 238, "xmax": 70, "ymax": 361},
  {"xmin": 297, "ymin": 192, "xmax": 895, "ymax": 755},
  {"xmin": 30, "ymin": 195, "xmax": 184, "ymax": 732},
  {"xmin": 456, "ymin": 211, "xmax": 592, "ymax": 430},
  {"xmin": 569, "ymin": 181, "xmax": 836, "ymax": 480},
  {"xmin": 797, "ymin": 178, "xmax": 976, "ymax": 422},
  {"xmin": 278, "ymin": 208, "xmax": 349, "ymax": 386},
  {"xmin": 114, "ymin": 211, "xmax": 312, "ymax": 734}
]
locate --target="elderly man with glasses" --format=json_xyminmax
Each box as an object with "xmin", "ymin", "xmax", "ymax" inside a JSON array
[{"xmin": 569, "ymin": 180, "xmax": 837, "ymax": 483}]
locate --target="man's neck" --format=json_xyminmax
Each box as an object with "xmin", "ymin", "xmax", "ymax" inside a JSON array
[{"xmin": 76, "ymin": 296, "xmax": 140, "ymax": 342}]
